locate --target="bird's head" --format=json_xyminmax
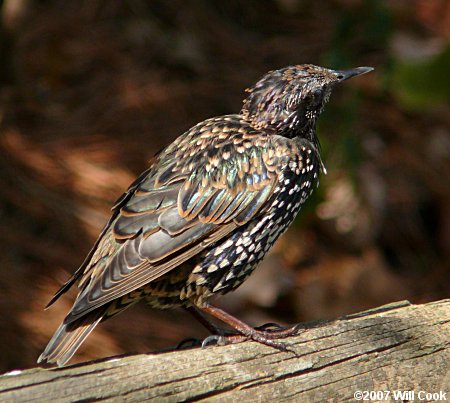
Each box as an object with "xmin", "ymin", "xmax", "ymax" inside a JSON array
[{"xmin": 241, "ymin": 64, "xmax": 373, "ymax": 140}]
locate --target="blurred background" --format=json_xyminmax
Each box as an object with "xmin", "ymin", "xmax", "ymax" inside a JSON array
[{"xmin": 0, "ymin": 0, "xmax": 448, "ymax": 371}]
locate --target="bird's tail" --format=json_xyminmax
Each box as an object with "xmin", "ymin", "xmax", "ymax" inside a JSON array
[{"xmin": 38, "ymin": 308, "xmax": 106, "ymax": 367}]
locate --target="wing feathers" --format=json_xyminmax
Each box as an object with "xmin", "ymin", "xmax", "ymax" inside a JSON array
[
  {"xmin": 138, "ymin": 224, "xmax": 214, "ymax": 261},
  {"xmin": 113, "ymin": 213, "xmax": 159, "ymax": 239},
  {"xmin": 65, "ymin": 222, "xmax": 237, "ymax": 323},
  {"xmin": 234, "ymin": 185, "xmax": 275, "ymax": 225},
  {"xmin": 122, "ymin": 186, "xmax": 178, "ymax": 214},
  {"xmin": 158, "ymin": 206, "xmax": 196, "ymax": 235},
  {"xmin": 48, "ymin": 118, "xmax": 286, "ymax": 336}
]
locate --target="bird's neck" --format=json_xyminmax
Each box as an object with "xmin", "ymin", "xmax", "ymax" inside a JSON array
[
  {"xmin": 276, "ymin": 114, "xmax": 318, "ymax": 143},
  {"xmin": 241, "ymin": 110, "xmax": 319, "ymax": 146}
]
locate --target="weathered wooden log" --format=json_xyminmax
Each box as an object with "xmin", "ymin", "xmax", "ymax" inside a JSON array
[{"xmin": 1, "ymin": 299, "xmax": 449, "ymax": 402}]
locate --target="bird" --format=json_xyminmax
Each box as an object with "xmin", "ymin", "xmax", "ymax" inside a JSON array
[{"xmin": 38, "ymin": 64, "xmax": 373, "ymax": 367}]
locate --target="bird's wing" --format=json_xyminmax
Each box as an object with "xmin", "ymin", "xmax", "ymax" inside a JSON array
[{"xmin": 61, "ymin": 117, "xmax": 288, "ymax": 323}]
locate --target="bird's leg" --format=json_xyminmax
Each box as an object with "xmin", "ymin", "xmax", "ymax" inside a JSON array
[
  {"xmin": 176, "ymin": 306, "xmax": 222, "ymax": 349},
  {"xmin": 175, "ymin": 307, "xmax": 216, "ymax": 349},
  {"xmin": 177, "ymin": 306, "xmax": 238, "ymax": 349},
  {"xmin": 198, "ymin": 302, "xmax": 300, "ymax": 352},
  {"xmin": 184, "ymin": 306, "xmax": 225, "ymax": 335}
]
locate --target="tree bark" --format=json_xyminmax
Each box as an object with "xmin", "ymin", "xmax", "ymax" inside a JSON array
[{"xmin": 1, "ymin": 299, "xmax": 449, "ymax": 402}]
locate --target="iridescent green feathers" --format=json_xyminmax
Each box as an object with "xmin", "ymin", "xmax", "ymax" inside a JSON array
[{"xmin": 116, "ymin": 116, "xmax": 281, "ymax": 231}]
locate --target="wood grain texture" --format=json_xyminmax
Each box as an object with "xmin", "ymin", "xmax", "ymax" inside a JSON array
[{"xmin": 1, "ymin": 299, "xmax": 449, "ymax": 402}]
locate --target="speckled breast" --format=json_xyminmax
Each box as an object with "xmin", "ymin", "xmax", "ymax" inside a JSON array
[{"xmin": 182, "ymin": 142, "xmax": 321, "ymax": 303}]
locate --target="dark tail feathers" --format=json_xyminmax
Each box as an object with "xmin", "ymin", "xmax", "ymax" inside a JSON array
[{"xmin": 38, "ymin": 308, "xmax": 106, "ymax": 367}]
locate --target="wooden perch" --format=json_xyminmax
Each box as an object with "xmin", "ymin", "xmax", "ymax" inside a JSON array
[{"xmin": 1, "ymin": 299, "xmax": 449, "ymax": 401}]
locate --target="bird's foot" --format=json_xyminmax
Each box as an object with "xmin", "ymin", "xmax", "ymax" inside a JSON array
[
  {"xmin": 201, "ymin": 334, "xmax": 228, "ymax": 347},
  {"xmin": 196, "ymin": 303, "xmax": 302, "ymax": 354},
  {"xmin": 201, "ymin": 323, "xmax": 302, "ymax": 353},
  {"xmin": 254, "ymin": 322, "xmax": 304, "ymax": 338}
]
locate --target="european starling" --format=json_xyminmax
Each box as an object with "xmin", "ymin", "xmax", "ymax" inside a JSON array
[{"xmin": 38, "ymin": 64, "xmax": 373, "ymax": 366}]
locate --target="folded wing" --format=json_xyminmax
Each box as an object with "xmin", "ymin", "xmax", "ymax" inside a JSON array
[{"xmin": 59, "ymin": 117, "xmax": 286, "ymax": 324}]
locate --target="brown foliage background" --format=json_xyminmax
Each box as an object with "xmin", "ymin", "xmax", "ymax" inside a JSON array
[{"xmin": 0, "ymin": 0, "xmax": 448, "ymax": 371}]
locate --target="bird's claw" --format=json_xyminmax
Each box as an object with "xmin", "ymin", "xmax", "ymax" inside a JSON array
[
  {"xmin": 201, "ymin": 335, "xmax": 228, "ymax": 348},
  {"xmin": 255, "ymin": 322, "xmax": 282, "ymax": 331},
  {"xmin": 252, "ymin": 323, "xmax": 303, "ymax": 339},
  {"xmin": 199, "ymin": 327, "xmax": 299, "ymax": 355}
]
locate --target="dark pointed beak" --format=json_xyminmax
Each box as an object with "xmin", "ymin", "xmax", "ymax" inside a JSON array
[{"xmin": 335, "ymin": 66, "xmax": 374, "ymax": 82}]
